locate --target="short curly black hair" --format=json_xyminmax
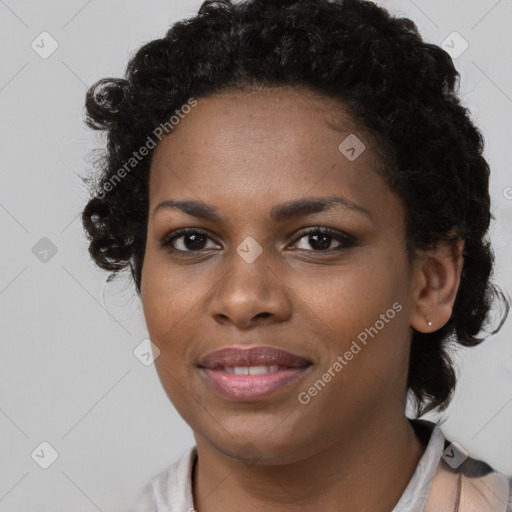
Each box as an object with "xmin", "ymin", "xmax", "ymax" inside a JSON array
[{"xmin": 81, "ymin": 0, "xmax": 509, "ymax": 417}]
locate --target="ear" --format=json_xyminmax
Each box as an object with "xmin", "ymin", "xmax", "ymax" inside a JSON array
[{"xmin": 409, "ymin": 238, "xmax": 464, "ymax": 333}]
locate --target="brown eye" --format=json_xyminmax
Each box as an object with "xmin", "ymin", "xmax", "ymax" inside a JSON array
[
  {"xmin": 291, "ymin": 227, "xmax": 356, "ymax": 252},
  {"xmin": 160, "ymin": 228, "xmax": 220, "ymax": 253}
]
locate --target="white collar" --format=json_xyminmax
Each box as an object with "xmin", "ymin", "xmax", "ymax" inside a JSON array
[{"xmin": 133, "ymin": 419, "xmax": 510, "ymax": 512}]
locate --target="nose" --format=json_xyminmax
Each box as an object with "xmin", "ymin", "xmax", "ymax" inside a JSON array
[{"xmin": 208, "ymin": 249, "xmax": 292, "ymax": 330}]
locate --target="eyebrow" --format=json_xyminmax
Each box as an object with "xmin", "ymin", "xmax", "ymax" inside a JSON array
[{"xmin": 153, "ymin": 196, "xmax": 374, "ymax": 224}]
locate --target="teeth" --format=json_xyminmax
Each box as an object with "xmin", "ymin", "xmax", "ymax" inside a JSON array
[{"xmin": 224, "ymin": 365, "xmax": 280, "ymax": 375}]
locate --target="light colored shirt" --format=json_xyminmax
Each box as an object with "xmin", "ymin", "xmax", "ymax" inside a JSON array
[{"xmin": 131, "ymin": 419, "xmax": 512, "ymax": 512}]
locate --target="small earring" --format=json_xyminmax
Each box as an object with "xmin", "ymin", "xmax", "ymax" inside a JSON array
[{"xmin": 425, "ymin": 317, "xmax": 433, "ymax": 327}]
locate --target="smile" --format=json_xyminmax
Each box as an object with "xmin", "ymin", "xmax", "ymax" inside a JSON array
[{"xmin": 200, "ymin": 365, "xmax": 312, "ymax": 401}]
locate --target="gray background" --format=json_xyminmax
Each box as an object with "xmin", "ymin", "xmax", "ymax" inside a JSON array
[{"xmin": 0, "ymin": 0, "xmax": 511, "ymax": 510}]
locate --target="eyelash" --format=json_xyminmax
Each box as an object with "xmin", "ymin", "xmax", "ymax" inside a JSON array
[{"xmin": 159, "ymin": 226, "xmax": 357, "ymax": 255}]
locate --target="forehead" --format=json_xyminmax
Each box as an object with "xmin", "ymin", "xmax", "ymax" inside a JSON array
[{"xmin": 148, "ymin": 87, "xmax": 393, "ymax": 220}]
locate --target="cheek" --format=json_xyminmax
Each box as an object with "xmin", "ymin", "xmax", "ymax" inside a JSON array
[
  {"xmin": 140, "ymin": 262, "xmax": 207, "ymax": 408},
  {"xmin": 293, "ymin": 258, "xmax": 404, "ymax": 337},
  {"xmin": 140, "ymin": 257, "xmax": 215, "ymax": 359},
  {"xmin": 142, "ymin": 250, "xmax": 187, "ymax": 318},
  {"xmin": 291, "ymin": 269, "xmax": 409, "ymax": 419},
  {"xmin": 288, "ymin": 256, "xmax": 410, "ymax": 397}
]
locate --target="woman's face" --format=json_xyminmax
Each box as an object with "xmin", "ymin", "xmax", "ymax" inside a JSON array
[{"xmin": 141, "ymin": 87, "xmax": 423, "ymax": 464}]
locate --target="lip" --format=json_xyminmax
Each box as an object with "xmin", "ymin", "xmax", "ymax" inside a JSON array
[
  {"xmin": 198, "ymin": 345, "xmax": 312, "ymax": 401},
  {"xmin": 198, "ymin": 345, "xmax": 311, "ymax": 369}
]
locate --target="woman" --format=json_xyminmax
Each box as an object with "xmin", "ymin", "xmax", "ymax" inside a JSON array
[{"xmin": 81, "ymin": 0, "xmax": 511, "ymax": 510}]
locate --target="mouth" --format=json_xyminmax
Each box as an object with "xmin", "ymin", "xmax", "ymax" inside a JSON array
[{"xmin": 198, "ymin": 346, "xmax": 313, "ymax": 401}]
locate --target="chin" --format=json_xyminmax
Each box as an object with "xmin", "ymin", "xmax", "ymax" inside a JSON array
[{"xmin": 196, "ymin": 425, "xmax": 320, "ymax": 466}]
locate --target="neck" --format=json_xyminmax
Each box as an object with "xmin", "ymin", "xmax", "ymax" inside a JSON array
[{"xmin": 192, "ymin": 414, "xmax": 427, "ymax": 512}]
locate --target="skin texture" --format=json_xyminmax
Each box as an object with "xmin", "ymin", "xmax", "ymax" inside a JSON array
[{"xmin": 140, "ymin": 86, "xmax": 464, "ymax": 512}]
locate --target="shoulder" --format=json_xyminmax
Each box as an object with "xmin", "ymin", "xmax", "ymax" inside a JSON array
[
  {"xmin": 131, "ymin": 480, "xmax": 157, "ymax": 512},
  {"xmin": 430, "ymin": 431, "xmax": 511, "ymax": 511},
  {"xmin": 130, "ymin": 465, "xmax": 171, "ymax": 512},
  {"xmin": 131, "ymin": 446, "xmax": 197, "ymax": 512},
  {"xmin": 409, "ymin": 419, "xmax": 511, "ymax": 512},
  {"xmin": 453, "ymin": 452, "xmax": 512, "ymax": 512}
]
